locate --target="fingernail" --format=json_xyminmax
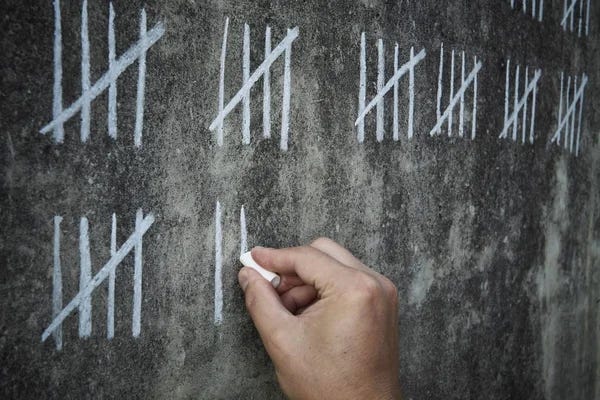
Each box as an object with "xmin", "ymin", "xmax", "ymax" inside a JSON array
[{"xmin": 238, "ymin": 268, "xmax": 250, "ymax": 291}]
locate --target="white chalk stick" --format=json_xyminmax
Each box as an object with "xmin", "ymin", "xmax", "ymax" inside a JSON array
[{"xmin": 240, "ymin": 251, "xmax": 280, "ymax": 288}]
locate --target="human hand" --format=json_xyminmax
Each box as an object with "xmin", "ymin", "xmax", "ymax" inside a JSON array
[{"xmin": 238, "ymin": 238, "xmax": 400, "ymax": 400}]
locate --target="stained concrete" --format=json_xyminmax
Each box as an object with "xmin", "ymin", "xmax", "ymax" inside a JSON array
[{"xmin": 1, "ymin": 0, "xmax": 599, "ymax": 399}]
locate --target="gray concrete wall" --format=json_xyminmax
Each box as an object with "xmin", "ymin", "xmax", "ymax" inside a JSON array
[{"xmin": 1, "ymin": 0, "xmax": 599, "ymax": 399}]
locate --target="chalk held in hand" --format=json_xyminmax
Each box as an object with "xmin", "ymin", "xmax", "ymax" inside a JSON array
[{"xmin": 240, "ymin": 251, "xmax": 281, "ymax": 288}]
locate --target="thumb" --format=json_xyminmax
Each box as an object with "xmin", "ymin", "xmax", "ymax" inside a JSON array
[{"xmin": 238, "ymin": 267, "xmax": 292, "ymax": 338}]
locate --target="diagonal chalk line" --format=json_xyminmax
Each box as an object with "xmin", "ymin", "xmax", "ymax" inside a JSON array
[
  {"xmin": 429, "ymin": 61, "xmax": 482, "ymax": 135},
  {"xmin": 498, "ymin": 70, "xmax": 541, "ymax": 139},
  {"xmin": 551, "ymin": 75, "xmax": 588, "ymax": 143},
  {"xmin": 40, "ymin": 22, "xmax": 165, "ymax": 135},
  {"xmin": 209, "ymin": 27, "xmax": 299, "ymax": 132},
  {"xmin": 355, "ymin": 48, "xmax": 426, "ymax": 126},
  {"xmin": 41, "ymin": 214, "xmax": 155, "ymax": 342}
]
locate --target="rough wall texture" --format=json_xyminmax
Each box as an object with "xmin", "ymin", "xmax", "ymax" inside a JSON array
[{"xmin": 1, "ymin": 0, "xmax": 599, "ymax": 399}]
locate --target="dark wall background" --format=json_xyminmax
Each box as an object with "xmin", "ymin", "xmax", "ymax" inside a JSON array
[{"xmin": 1, "ymin": 0, "xmax": 599, "ymax": 399}]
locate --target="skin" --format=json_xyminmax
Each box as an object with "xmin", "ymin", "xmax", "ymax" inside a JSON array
[{"xmin": 238, "ymin": 237, "xmax": 401, "ymax": 400}]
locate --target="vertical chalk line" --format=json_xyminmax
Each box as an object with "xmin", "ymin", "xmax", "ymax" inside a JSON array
[
  {"xmin": 585, "ymin": 0, "xmax": 590, "ymax": 35},
  {"xmin": 240, "ymin": 205, "xmax": 247, "ymax": 255},
  {"xmin": 408, "ymin": 46, "xmax": 415, "ymax": 139},
  {"xmin": 42, "ymin": 214, "xmax": 155, "ymax": 342},
  {"xmin": 578, "ymin": 0, "xmax": 583, "ymax": 36},
  {"xmin": 132, "ymin": 209, "xmax": 143, "ymax": 337},
  {"xmin": 217, "ymin": 18, "xmax": 229, "ymax": 146},
  {"xmin": 107, "ymin": 213, "xmax": 116, "ymax": 339},
  {"xmin": 376, "ymin": 39, "xmax": 385, "ymax": 142},
  {"xmin": 471, "ymin": 56, "xmax": 478, "ymax": 140},
  {"xmin": 209, "ymin": 27, "xmax": 299, "ymax": 132},
  {"xmin": 575, "ymin": 75, "xmax": 585, "ymax": 156},
  {"xmin": 436, "ymin": 43, "xmax": 443, "ymax": 134},
  {"xmin": 512, "ymin": 64, "xmax": 520, "ymax": 141},
  {"xmin": 79, "ymin": 217, "xmax": 92, "ymax": 338},
  {"xmin": 448, "ymin": 49, "xmax": 455, "ymax": 137},
  {"xmin": 263, "ymin": 26, "xmax": 271, "ymax": 139},
  {"xmin": 522, "ymin": 67, "xmax": 529, "ymax": 143},
  {"xmin": 52, "ymin": 0, "xmax": 64, "ymax": 143},
  {"xmin": 523, "ymin": 0, "xmax": 527, "ymax": 13},
  {"xmin": 52, "ymin": 216, "xmax": 63, "ymax": 350},
  {"xmin": 532, "ymin": 0, "xmax": 537, "ymax": 17},
  {"xmin": 393, "ymin": 43, "xmax": 399, "ymax": 141},
  {"xmin": 569, "ymin": 76, "xmax": 577, "ymax": 151},
  {"xmin": 281, "ymin": 29, "xmax": 292, "ymax": 151},
  {"xmin": 539, "ymin": 0, "xmax": 544, "ymax": 21},
  {"xmin": 563, "ymin": 0, "xmax": 568, "ymax": 30},
  {"xmin": 503, "ymin": 59, "xmax": 510, "ymax": 138},
  {"xmin": 108, "ymin": 3, "xmax": 117, "ymax": 140},
  {"xmin": 358, "ymin": 32, "xmax": 366, "ymax": 143},
  {"xmin": 354, "ymin": 48, "xmax": 426, "ymax": 126},
  {"xmin": 242, "ymin": 24, "xmax": 251, "ymax": 145},
  {"xmin": 556, "ymin": 72, "xmax": 564, "ymax": 144},
  {"xmin": 529, "ymin": 69, "xmax": 538, "ymax": 143},
  {"xmin": 564, "ymin": 76, "xmax": 571, "ymax": 148},
  {"xmin": 459, "ymin": 51, "xmax": 465, "ymax": 137},
  {"xmin": 134, "ymin": 9, "xmax": 147, "ymax": 148},
  {"xmin": 81, "ymin": 0, "xmax": 91, "ymax": 143},
  {"xmin": 214, "ymin": 201, "xmax": 223, "ymax": 326}
]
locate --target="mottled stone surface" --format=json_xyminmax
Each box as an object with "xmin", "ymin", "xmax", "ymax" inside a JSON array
[{"xmin": 1, "ymin": 1, "xmax": 599, "ymax": 399}]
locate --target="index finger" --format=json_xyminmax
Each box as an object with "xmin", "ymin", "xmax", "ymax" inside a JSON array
[{"xmin": 251, "ymin": 246, "xmax": 350, "ymax": 295}]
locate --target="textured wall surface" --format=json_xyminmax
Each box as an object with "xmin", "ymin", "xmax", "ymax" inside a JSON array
[{"xmin": 1, "ymin": 0, "xmax": 599, "ymax": 399}]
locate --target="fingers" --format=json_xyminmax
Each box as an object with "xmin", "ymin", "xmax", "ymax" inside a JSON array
[
  {"xmin": 276, "ymin": 274, "xmax": 305, "ymax": 294},
  {"xmin": 251, "ymin": 246, "xmax": 349, "ymax": 293},
  {"xmin": 280, "ymin": 285, "xmax": 318, "ymax": 314},
  {"xmin": 238, "ymin": 267, "xmax": 292, "ymax": 335}
]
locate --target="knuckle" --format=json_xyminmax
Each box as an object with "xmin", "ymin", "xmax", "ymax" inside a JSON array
[
  {"xmin": 310, "ymin": 236, "xmax": 335, "ymax": 249},
  {"xmin": 381, "ymin": 277, "xmax": 398, "ymax": 302},
  {"xmin": 353, "ymin": 274, "xmax": 382, "ymax": 300}
]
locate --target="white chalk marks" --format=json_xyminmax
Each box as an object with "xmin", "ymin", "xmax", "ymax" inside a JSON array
[
  {"xmin": 551, "ymin": 72, "xmax": 588, "ymax": 156},
  {"xmin": 209, "ymin": 18, "xmax": 298, "ymax": 151},
  {"xmin": 499, "ymin": 60, "xmax": 542, "ymax": 144},
  {"xmin": 430, "ymin": 43, "xmax": 482, "ymax": 139},
  {"xmin": 561, "ymin": 0, "xmax": 591, "ymax": 36},
  {"xmin": 41, "ymin": 0, "xmax": 165, "ymax": 146},
  {"xmin": 356, "ymin": 33, "xmax": 426, "ymax": 142},
  {"xmin": 214, "ymin": 201, "xmax": 249, "ymax": 325},
  {"xmin": 509, "ymin": 0, "xmax": 544, "ymax": 21},
  {"xmin": 43, "ymin": 210, "xmax": 155, "ymax": 349}
]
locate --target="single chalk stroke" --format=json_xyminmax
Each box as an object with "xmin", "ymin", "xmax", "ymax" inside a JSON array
[
  {"xmin": 52, "ymin": 216, "xmax": 63, "ymax": 350},
  {"xmin": 107, "ymin": 213, "xmax": 117, "ymax": 339},
  {"xmin": 78, "ymin": 217, "xmax": 92, "ymax": 338},
  {"xmin": 41, "ymin": 2, "xmax": 164, "ymax": 147},
  {"xmin": 355, "ymin": 33, "xmax": 426, "ymax": 142},
  {"xmin": 43, "ymin": 211, "xmax": 155, "ymax": 346},
  {"xmin": 210, "ymin": 19, "xmax": 298, "ymax": 151},
  {"xmin": 214, "ymin": 201, "xmax": 223, "ymax": 326}
]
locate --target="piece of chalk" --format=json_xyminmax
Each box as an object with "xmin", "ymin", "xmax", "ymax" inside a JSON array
[{"xmin": 239, "ymin": 251, "xmax": 281, "ymax": 288}]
